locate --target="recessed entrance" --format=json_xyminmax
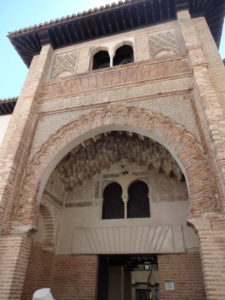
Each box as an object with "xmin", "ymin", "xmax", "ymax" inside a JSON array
[
  {"xmin": 23, "ymin": 127, "xmax": 204, "ymax": 300},
  {"xmin": 97, "ymin": 255, "xmax": 159, "ymax": 300}
]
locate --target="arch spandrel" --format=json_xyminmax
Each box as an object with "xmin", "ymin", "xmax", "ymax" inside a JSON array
[{"xmin": 16, "ymin": 104, "xmax": 214, "ymax": 230}]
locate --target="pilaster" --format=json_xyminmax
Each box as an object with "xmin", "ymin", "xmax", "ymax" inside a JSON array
[
  {"xmin": 0, "ymin": 44, "xmax": 53, "ymax": 233},
  {"xmin": 195, "ymin": 214, "xmax": 225, "ymax": 300},
  {"xmin": 178, "ymin": 11, "xmax": 225, "ymax": 211},
  {"xmin": 76, "ymin": 47, "xmax": 90, "ymax": 74},
  {"xmin": 199, "ymin": 230, "xmax": 225, "ymax": 300},
  {"xmin": 178, "ymin": 10, "xmax": 225, "ymax": 299},
  {"xmin": 189, "ymin": 214, "xmax": 225, "ymax": 300},
  {"xmin": 0, "ymin": 233, "xmax": 32, "ymax": 300},
  {"xmin": 135, "ymin": 33, "xmax": 150, "ymax": 62}
]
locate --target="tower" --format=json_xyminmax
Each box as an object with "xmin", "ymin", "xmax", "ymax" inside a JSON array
[{"xmin": 0, "ymin": 0, "xmax": 225, "ymax": 299}]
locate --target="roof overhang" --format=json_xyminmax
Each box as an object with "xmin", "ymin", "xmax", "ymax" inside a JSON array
[
  {"xmin": 8, "ymin": 0, "xmax": 225, "ymax": 67},
  {"xmin": 0, "ymin": 98, "xmax": 17, "ymax": 116}
]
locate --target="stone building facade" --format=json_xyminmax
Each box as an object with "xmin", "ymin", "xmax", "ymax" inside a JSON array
[{"xmin": 0, "ymin": 0, "xmax": 225, "ymax": 299}]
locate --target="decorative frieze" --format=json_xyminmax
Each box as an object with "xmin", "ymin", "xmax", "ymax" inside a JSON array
[
  {"xmin": 65, "ymin": 201, "xmax": 93, "ymax": 208},
  {"xmin": 40, "ymin": 57, "xmax": 191, "ymax": 99}
]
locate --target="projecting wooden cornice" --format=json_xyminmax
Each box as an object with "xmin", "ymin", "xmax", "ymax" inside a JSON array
[
  {"xmin": 8, "ymin": 0, "xmax": 225, "ymax": 67},
  {"xmin": 0, "ymin": 98, "xmax": 17, "ymax": 116}
]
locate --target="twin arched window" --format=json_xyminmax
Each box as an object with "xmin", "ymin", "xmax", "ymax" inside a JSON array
[
  {"xmin": 102, "ymin": 180, "xmax": 150, "ymax": 220},
  {"xmin": 92, "ymin": 45, "xmax": 134, "ymax": 70}
]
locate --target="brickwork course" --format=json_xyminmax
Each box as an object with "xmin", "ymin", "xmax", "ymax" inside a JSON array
[{"xmin": 0, "ymin": 0, "xmax": 225, "ymax": 300}]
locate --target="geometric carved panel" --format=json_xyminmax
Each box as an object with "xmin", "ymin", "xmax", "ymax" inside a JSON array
[
  {"xmin": 50, "ymin": 51, "xmax": 78, "ymax": 79},
  {"xmin": 72, "ymin": 225, "xmax": 185, "ymax": 254},
  {"xmin": 149, "ymin": 29, "xmax": 180, "ymax": 58}
]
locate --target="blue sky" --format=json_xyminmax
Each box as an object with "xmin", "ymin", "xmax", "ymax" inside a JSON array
[{"xmin": 0, "ymin": 0, "xmax": 224, "ymax": 99}]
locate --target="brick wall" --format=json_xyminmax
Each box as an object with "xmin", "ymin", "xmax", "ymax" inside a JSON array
[
  {"xmin": 0, "ymin": 234, "xmax": 32, "ymax": 300},
  {"xmin": 158, "ymin": 251, "xmax": 206, "ymax": 300},
  {"xmin": 22, "ymin": 242, "xmax": 98, "ymax": 300},
  {"xmin": 0, "ymin": 45, "xmax": 52, "ymax": 233},
  {"xmin": 22, "ymin": 242, "xmax": 205, "ymax": 300},
  {"xmin": 193, "ymin": 17, "xmax": 225, "ymax": 116},
  {"xmin": 52, "ymin": 254, "xmax": 98, "ymax": 300},
  {"xmin": 21, "ymin": 242, "xmax": 54, "ymax": 300},
  {"xmin": 198, "ymin": 228, "xmax": 225, "ymax": 300}
]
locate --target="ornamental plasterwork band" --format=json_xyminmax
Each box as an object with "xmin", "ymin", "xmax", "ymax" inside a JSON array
[
  {"xmin": 39, "ymin": 55, "xmax": 191, "ymax": 100},
  {"xmin": 50, "ymin": 50, "xmax": 78, "ymax": 80},
  {"xmin": 29, "ymin": 104, "xmax": 204, "ymax": 167}
]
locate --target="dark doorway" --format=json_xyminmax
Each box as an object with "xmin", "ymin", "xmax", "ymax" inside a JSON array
[
  {"xmin": 97, "ymin": 255, "xmax": 159, "ymax": 300},
  {"xmin": 97, "ymin": 256, "xmax": 109, "ymax": 300}
]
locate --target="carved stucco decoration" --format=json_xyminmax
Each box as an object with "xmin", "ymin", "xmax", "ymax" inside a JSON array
[
  {"xmin": 15, "ymin": 104, "xmax": 215, "ymax": 232},
  {"xmin": 45, "ymin": 170, "xmax": 66, "ymax": 203},
  {"xmin": 149, "ymin": 29, "xmax": 180, "ymax": 58},
  {"xmin": 50, "ymin": 51, "xmax": 78, "ymax": 79},
  {"xmin": 40, "ymin": 57, "xmax": 191, "ymax": 99},
  {"xmin": 56, "ymin": 131, "xmax": 184, "ymax": 190}
]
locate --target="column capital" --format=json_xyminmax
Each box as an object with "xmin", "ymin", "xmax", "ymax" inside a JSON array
[
  {"xmin": 188, "ymin": 213, "xmax": 225, "ymax": 231},
  {"xmin": 188, "ymin": 217, "xmax": 211, "ymax": 231},
  {"xmin": 11, "ymin": 224, "xmax": 37, "ymax": 235}
]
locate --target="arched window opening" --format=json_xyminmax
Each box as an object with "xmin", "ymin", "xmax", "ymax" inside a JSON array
[
  {"xmin": 113, "ymin": 45, "xmax": 134, "ymax": 66},
  {"xmin": 102, "ymin": 182, "xmax": 124, "ymax": 219},
  {"xmin": 127, "ymin": 181, "xmax": 150, "ymax": 218},
  {"xmin": 92, "ymin": 50, "xmax": 110, "ymax": 70}
]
